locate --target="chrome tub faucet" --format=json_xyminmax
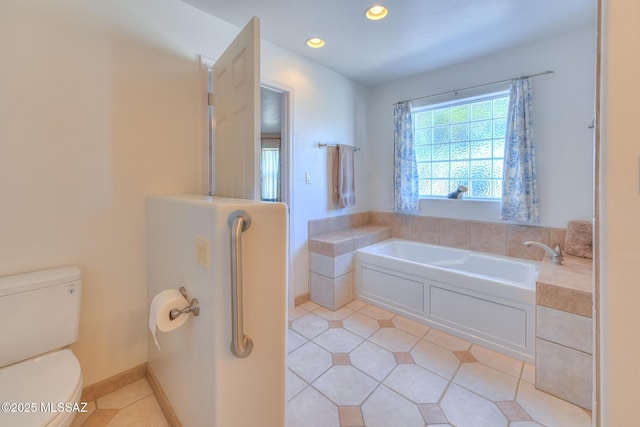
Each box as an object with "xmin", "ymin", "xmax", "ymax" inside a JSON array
[{"xmin": 523, "ymin": 241, "xmax": 564, "ymax": 265}]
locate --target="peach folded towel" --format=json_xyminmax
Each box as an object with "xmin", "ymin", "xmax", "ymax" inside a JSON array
[{"xmin": 564, "ymin": 220, "xmax": 592, "ymax": 259}]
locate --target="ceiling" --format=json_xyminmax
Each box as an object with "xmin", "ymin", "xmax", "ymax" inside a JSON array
[{"xmin": 182, "ymin": 0, "xmax": 596, "ymax": 87}]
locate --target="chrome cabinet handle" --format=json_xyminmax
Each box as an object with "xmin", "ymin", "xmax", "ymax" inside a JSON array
[{"xmin": 228, "ymin": 210, "xmax": 253, "ymax": 358}]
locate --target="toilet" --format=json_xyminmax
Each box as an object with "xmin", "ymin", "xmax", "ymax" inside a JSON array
[{"xmin": 0, "ymin": 267, "xmax": 83, "ymax": 427}]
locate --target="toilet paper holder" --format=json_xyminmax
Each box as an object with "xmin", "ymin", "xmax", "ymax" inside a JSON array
[{"xmin": 169, "ymin": 287, "xmax": 200, "ymax": 321}]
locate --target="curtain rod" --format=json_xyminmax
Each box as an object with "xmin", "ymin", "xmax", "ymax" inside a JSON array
[
  {"xmin": 318, "ymin": 142, "xmax": 361, "ymax": 152},
  {"xmin": 398, "ymin": 70, "xmax": 554, "ymax": 105}
]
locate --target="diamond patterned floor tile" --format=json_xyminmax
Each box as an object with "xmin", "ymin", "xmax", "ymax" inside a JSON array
[
  {"xmin": 383, "ymin": 364, "xmax": 448, "ymax": 404},
  {"xmin": 350, "ymin": 341, "xmax": 397, "ymax": 381},
  {"xmin": 314, "ymin": 328, "xmax": 364, "ymax": 353},
  {"xmin": 495, "ymin": 400, "xmax": 532, "ymax": 422},
  {"xmin": 286, "ymin": 386, "xmax": 339, "ymax": 427},
  {"xmin": 286, "ymin": 300, "xmax": 592, "ymax": 427},
  {"xmin": 410, "ymin": 339, "xmax": 460, "ymax": 380},
  {"xmin": 440, "ymin": 384, "xmax": 508, "ymax": 427},
  {"xmin": 369, "ymin": 327, "xmax": 419, "ymax": 352},
  {"xmin": 288, "ymin": 341, "xmax": 333, "ymax": 382},
  {"xmin": 453, "ymin": 362, "xmax": 519, "ymax": 401},
  {"xmin": 361, "ymin": 385, "xmax": 425, "ymax": 427},
  {"xmin": 417, "ymin": 403, "xmax": 449, "ymax": 424},
  {"xmin": 313, "ymin": 365, "xmax": 378, "ymax": 406},
  {"xmin": 343, "ymin": 312, "xmax": 380, "ymax": 338},
  {"xmin": 292, "ymin": 313, "xmax": 329, "ymax": 340},
  {"xmin": 338, "ymin": 405, "xmax": 364, "ymax": 427}
]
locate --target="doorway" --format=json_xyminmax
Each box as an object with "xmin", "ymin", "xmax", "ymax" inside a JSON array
[
  {"xmin": 260, "ymin": 86, "xmax": 289, "ymax": 205},
  {"xmin": 260, "ymin": 83, "xmax": 294, "ymax": 308}
]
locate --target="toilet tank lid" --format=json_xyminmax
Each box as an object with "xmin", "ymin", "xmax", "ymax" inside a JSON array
[{"xmin": 0, "ymin": 266, "xmax": 81, "ymax": 297}]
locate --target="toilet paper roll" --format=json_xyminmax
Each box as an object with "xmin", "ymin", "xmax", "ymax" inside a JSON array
[{"xmin": 149, "ymin": 289, "xmax": 190, "ymax": 351}]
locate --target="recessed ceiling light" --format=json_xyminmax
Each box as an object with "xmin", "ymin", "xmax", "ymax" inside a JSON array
[
  {"xmin": 366, "ymin": 5, "xmax": 388, "ymax": 20},
  {"xmin": 306, "ymin": 37, "xmax": 325, "ymax": 48}
]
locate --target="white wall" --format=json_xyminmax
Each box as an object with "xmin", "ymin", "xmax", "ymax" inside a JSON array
[
  {"xmin": 0, "ymin": 0, "xmax": 367, "ymax": 385},
  {"xmin": 600, "ymin": 0, "xmax": 640, "ymax": 423},
  {"xmin": 260, "ymin": 44, "xmax": 371, "ymax": 303},
  {"xmin": 368, "ymin": 27, "xmax": 596, "ymax": 228}
]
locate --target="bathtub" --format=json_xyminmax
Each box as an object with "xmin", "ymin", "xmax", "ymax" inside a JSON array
[{"xmin": 356, "ymin": 239, "xmax": 540, "ymax": 363}]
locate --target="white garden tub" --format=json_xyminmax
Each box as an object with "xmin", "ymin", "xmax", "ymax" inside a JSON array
[{"xmin": 356, "ymin": 239, "xmax": 540, "ymax": 362}]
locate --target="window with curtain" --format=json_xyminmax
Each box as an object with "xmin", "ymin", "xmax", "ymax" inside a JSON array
[
  {"xmin": 260, "ymin": 142, "xmax": 280, "ymax": 202},
  {"xmin": 413, "ymin": 91, "xmax": 509, "ymax": 200}
]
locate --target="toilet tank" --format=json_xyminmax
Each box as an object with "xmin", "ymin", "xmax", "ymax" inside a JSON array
[{"xmin": 0, "ymin": 267, "xmax": 81, "ymax": 368}]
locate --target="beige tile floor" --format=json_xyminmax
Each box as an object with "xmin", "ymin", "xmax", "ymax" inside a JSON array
[
  {"xmin": 287, "ymin": 299, "xmax": 593, "ymax": 427},
  {"xmin": 67, "ymin": 298, "xmax": 591, "ymax": 426},
  {"xmin": 70, "ymin": 378, "xmax": 168, "ymax": 427}
]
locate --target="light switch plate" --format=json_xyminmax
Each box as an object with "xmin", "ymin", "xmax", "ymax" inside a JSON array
[{"xmin": 196, "ymin": 236, "xmax": 210, "ymax": 270}]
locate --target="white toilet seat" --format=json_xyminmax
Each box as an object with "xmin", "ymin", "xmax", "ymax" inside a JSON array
[{"xmin": 0, "ymin": 348, "xmax": 83, "ymax": 427}]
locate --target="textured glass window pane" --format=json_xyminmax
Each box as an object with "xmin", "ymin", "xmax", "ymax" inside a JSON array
[
  {"xmin": 414, "ymin": 129, "xmax": 432, "ymax": 145},
  {"xmin": 415, "ymin": 111, "xmax": 433, "ymax": 128},
  {"xmin": 493, "ymin": 139, "xmax": 505, "ymax": 158},
  {"xmin": 470, "ymin": 120, "xmax": 492, "ymax": 140},
  {"xmin": 493, "ymin": 97, "xmax": 509, "ymax": 118},
  {"xmin": 433, "ymin": 126, "xmax": 449, "ymax": 143},
  {"xmin": 433, "ymin": 108, "xmax": 450, "ymax": 126},
  {"xmin": 450, "ymin": 161, "xmax": 469, "ymax": 178},
  {"xmin": 419, "ymin": 179, "xmax": 432, "ymax": 196},
  {"xmin": 470, "ymin": 140, "xmax": 492, "ymax": 159},
  {"xmin": 449, "ymin": 179, "xmax": 469, "ymax": 191},
  {"xmin": 415, "ymin": 144, "xmax": 432, "ymax": 161},
  {"xmin": 470, "ymin": 160, "xmax": 491, "ymax": 178},
  {"xmin": 450, "ymin": 180, "xmax": 469, "ymax": 192},
  {"xmin": 493, "ymin": 118, "xmax": 507, "ymax": 138},
  {"xmin": 450, "ymin": 123, "xmax": 469, "ymax": 142},
  {"xmin": 492, "ymin": 180, "xmax": 503, "ymax": 198},
  {"xmin": 413, "ymin": 92, "xmax": 508, "ymax": 200},
  {"xmin": 432, "ymin": 143, "xmax": 449, "ymax": 161},
  {"xmin": 491, "ymin": 159, "xmax": 503, "ymax": 179},
  {"xmin": 432, "ymin": 180, "xmax": 450, "ymax": 196},
  {"xmin": 451, "ymin": 105, "xmax": 469, "ymax": 123},
  {"xmin": 471, "ymin": 101, "xmax": 492, "ymax": 120},
  {"xmin": 432, "ymin": 162, "xmax": 449, "ymax": 178},
  {"xmin": 450, "ymin": 142, "xmax": 469, "ymax": 160},
  {"xmin": 470, "ymin": 179, "xmax": 491, "ymax": 198},
  {"xmin": 417, "ymin": 163, "xmax": 432, "ymax": 179},
  {"xmin": 492, "ymin": 160, "xmax": 503, "ymax": 178}
]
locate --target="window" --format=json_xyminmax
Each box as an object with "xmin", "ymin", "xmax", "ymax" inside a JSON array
[
  {"xmin": 414, "ymin": 91, "xmax": 509, "ymax": 199},
  {"xmin": 260, "ymin": 141, "xmax": 281, "ymax": 202}
]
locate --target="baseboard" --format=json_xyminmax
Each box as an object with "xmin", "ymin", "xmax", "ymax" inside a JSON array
[
  {"xmin": 80, "ymin": 363, "xmax": 181, "ymax": 426},
  {"xmin": 146, "ymin": 365, "xmax": 182, "ymax": 427},
  {"xmin": 294, "ymin": 293, "xmax": 309, "ymax": 306},
  {"xmin": 80, "ymin": 363, "xmax": 147, "ymax": 403}
]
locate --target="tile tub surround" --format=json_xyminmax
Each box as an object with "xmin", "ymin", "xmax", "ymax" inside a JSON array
[
  {"xmin": 287, "ymin": 299, "xmax": 592, "ymax": 427},
  {"xmin": 309, "ymin": 224, "xmax": 391, "ymax": 310},
  {"xmin": 307, "ymin": 211, "xmax": 565, "ymax": 310},
  {"xmin": 535, "ymin": 254, "xmax": 594, "ymax": 411},
  {"xmin": 369, "ymin": 211, "xmax": 567, "ymax": 262}
]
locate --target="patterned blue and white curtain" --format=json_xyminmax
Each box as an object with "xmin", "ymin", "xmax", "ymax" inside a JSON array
[
  {"xmin": 393, "ymin": 101, "xmax": 419, "ymax": 211},
  {"xmin": 500, "ymin": 78, "xmax": 540, "ymax": 224}
]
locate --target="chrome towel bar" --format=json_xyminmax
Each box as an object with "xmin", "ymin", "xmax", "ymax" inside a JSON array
[{"xmin": 228, "ymin": 210, "xmax": 253, "ymax": 358}]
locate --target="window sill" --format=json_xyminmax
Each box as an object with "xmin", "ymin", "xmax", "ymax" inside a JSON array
[{"xmin": 420, "ymin": 197, "xmax": 500, "ymax": 203}]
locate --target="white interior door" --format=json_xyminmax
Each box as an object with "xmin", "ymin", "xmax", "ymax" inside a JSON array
[{"xmin": 213, "ymin": 17, "xmax": 260, "ymax": 199}]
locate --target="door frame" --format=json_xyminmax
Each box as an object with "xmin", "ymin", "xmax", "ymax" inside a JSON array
[{"xmin": 261, "ymin": 81, "xmax": 295, "ymax": 308}]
